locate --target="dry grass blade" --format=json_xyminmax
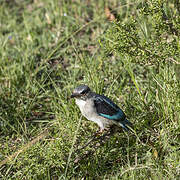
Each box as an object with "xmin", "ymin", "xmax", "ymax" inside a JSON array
[{"xmin": 0, "ymin": 129, "xmax": 49, "ymax": 167}]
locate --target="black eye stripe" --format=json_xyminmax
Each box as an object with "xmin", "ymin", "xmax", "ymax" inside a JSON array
[
  {"xmin": 78, "ymin": 86, "xmax": 90, "ymax": 95},
  {"xmin": 81, "ymin": 90, "xmax": 86, "ymax": 94}
]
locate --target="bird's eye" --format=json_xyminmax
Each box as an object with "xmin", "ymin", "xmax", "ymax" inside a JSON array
[{"xmin": 81, "ymin": 90, "xmax": 86, "ymax": 95}]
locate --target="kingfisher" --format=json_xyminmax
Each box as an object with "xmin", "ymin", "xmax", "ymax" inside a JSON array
[{"xmin": 71, "ymin": 85, "xmax": 132, "ymax": 132}]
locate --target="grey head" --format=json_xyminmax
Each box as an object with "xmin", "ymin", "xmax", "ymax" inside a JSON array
[{"xmin": 71, "ymin": 85, "xmax": 91, "ymax": 100}]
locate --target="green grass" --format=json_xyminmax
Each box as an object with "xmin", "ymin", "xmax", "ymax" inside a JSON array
[{"xmin": 0, "ymin": 0, "xmax": 179, "ymax": 179}]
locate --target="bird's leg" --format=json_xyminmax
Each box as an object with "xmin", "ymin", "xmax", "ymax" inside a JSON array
[
  {"xmin": 94, "ymin": 127, "xmax": 105, "ymax": 136},
  {"xmin": 94, "ymin": 126, "xmax": 113, "ymax": 137},
  {"xmin": 94, "ymin": 130, "xmax": 102, "ymax": 137}
]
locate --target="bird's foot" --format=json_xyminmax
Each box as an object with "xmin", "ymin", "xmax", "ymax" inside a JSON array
[
  {"xmin": 94, "ymin": 127, "xmax": 110, "ymax": 137},
  {"xmin": 94, "ymin": 130, "xmax": 103, "ymax": 137}
]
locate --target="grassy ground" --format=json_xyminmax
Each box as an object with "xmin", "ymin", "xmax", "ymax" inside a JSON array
[{"xmin": 0, "ymin": 0, "xmax": 179, "ymax": 179}]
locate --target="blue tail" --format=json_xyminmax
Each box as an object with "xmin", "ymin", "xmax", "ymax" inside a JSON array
[{"xmin": 119, "ymin": 118, "xmax": 133, "ymax": 131}]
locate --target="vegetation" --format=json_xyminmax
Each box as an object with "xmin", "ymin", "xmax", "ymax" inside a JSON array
[{"xmin": 0, "ymin": 0, "xmax": 179, "ymax": 179}]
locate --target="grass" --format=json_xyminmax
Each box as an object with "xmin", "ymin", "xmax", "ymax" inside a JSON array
[{"xmin": 0, "ymin": 0, "xmax": 179, "ymax": 179}]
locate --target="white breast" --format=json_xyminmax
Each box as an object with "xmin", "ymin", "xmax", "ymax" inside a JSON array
[
  {"xmin": 75, "ymin": 98, "xmax": 86, "ymax": 115},
  {"xmin": 75, "ymin": 98, "xmax": 108, "ymax": 130}
]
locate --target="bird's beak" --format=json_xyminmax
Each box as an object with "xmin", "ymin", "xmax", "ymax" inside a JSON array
[{"xmin": 70, "ymin": 93, "xmax": 80, "ymax": 98}]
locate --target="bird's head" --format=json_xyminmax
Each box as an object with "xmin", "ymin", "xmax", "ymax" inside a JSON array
[{"xmin": 71, "ymin": 85, "xmax": 91, "ymax": 100}]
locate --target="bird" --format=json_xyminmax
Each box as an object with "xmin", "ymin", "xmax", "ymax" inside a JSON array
[{"xmin": 71, "ymin": 85, "xmax": 132, "ymax": 132}]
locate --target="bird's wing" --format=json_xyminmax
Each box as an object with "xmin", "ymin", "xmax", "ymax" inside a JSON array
[{"xmin": 93, "ymin": 95, "xmax": 126, "ymax": 121}]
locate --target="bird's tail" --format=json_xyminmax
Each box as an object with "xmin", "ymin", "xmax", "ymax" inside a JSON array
[{"xmin": 119, "ymin": 118, "xmax": 133, "ymax": 131}]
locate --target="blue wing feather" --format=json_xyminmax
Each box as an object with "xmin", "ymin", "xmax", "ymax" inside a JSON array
[
  {"xmin": 93, "ymin": 94, "xmax": 133, "ymax": 131},
  {"xmin": 99, "ymin": 110, "xmax": 124, "ymax": 120},
  {"xmin": 94, "ymin": 95, "xmax": 126, "ymax": 121}
]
